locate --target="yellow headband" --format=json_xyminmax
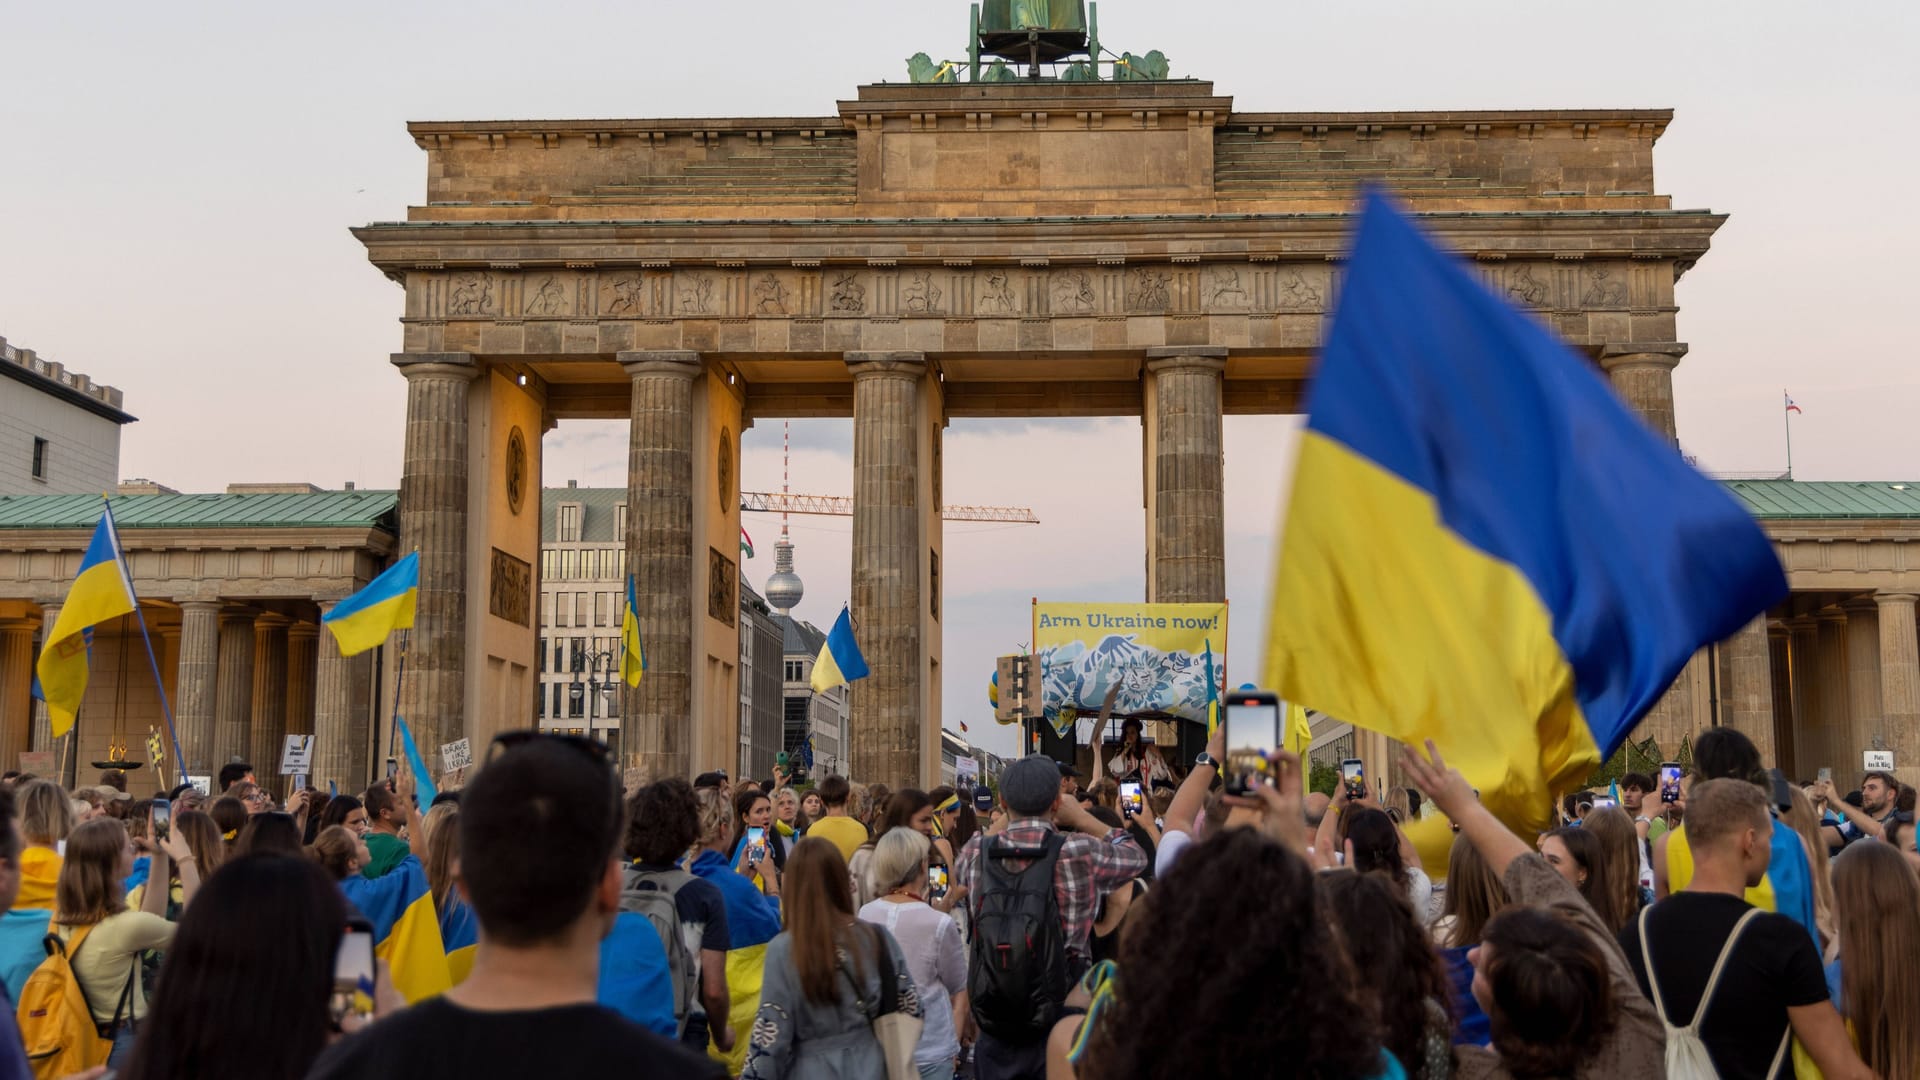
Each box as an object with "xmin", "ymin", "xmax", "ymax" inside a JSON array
[
  {"xmin": 222, "ymin": 830, "xmax": 237, "ymax": 841},
  {"xmin": 935, "ymin": 795, "xmax": 959, "ymax": 814}
]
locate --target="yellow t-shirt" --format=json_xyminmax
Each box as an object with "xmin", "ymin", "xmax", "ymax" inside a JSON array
[
  {"xmin": 805, "ymin": 815, "xmax": 870, "ymax": 863},
  {"xmin": 56, "ymin": 911, "xmax": 175, "ymax": 1024},
  {"xmin": 13, "ymin": 847, "xmax": 61, "ymax": 910},
  {"xmin": 1664, "ymin": 824, "xmax": 1777, "ymax": 912}
]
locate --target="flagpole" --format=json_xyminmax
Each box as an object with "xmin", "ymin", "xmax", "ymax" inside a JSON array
[
  {"xmin": 101, "ymin": 499, "xmax": 191, "ymax": 779},
  {"xmin": 386, "ymin": 630, "xmax": 409, "ymax": 766},
  {"xmin": 1783, "ymin": 389, "xmax": 1794, "ymax": 480}
]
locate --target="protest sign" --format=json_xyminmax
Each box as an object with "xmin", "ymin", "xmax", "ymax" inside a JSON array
[{"xmin": 1032, "ymin": 601, "xmax": 1228, "ymax": 723}]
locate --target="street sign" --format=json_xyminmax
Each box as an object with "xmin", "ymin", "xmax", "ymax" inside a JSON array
[
  {"xmin": 279, "ymin": 734, "xmax": 314, "ymax": 775},
  {"xmin": 1865, "ymin": 750, "xmax": 1895, "ymax": 773}
]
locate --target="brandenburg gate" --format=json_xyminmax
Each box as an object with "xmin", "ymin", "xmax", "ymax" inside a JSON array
[{"xmin": 354, "ymin": 64, "xmax": 1731, "ymax": 789}]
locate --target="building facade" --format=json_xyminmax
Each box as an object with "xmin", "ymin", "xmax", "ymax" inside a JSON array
[
  {"xmin": 739, "ymin": 584, "xmax": 784, "ymax": 781},
  {"xmin": 0, "ymin": 335, "xmax": 132, "ymax": 496}
]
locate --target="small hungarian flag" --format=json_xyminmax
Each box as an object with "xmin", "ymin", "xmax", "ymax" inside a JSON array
[{"xmin": 741, "ymin": 528, "xmax": 755, "ymax": 559}]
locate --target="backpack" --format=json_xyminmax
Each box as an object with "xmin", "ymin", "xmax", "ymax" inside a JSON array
[
  {"xmin": 968, "ymin": 831, "xmax": 1070, "ymax": 1044},
  {"xmin": 15, "ymin": 924, "xmax": 124, "ymax": 1079},
  {"xmin": 1635, "ymin": 905, "xmax": 1790, "ymax": 1080},
  {"xmin": 620, "ymin": 865, "xmax": 700, "ymax": 1036}
]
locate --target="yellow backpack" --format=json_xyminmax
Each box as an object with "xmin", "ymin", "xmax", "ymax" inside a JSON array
[{"xmin": 15, "ymin": 924, "xmax": 112, "ymax": 1079}]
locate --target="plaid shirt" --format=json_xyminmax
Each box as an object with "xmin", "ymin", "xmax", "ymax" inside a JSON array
[{"xmin": 954, "ymin": 818, "xmax": 1147, "ymax": 967}]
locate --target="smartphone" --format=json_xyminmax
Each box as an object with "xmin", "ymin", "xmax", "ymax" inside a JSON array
[
  {"xmin": 775, "ymin": 751, "xmax": 790, "ymax": 770},
  {"xmin": 974, "ymin": 787, "xmax": 996, "ymax": 814},
  {"xmin": 332, "ymin": 918, "xmax": 376, "ymax": 1023},
  {"xmin": 1817, "ymin": 766, "xmax": 1832, "ymax": 785},
  {"xmin": 1658, "ymin": 761, "xmax": 1683, "ymax": 805},
  {"xmin": 1341, "ymin": 758, "xmax": 1366, "ymax": 801},
  {"xmin": 385, "ymin": 757, "xmax": 399, "ymax": 780},
  {"xmin": 1223, "ymin": 690, "xmax": 1281, "ymax": 796},
  {"xmin": 746, "ymin": 825, "xmax": 767, "ymax": 863},
  {"xmin": 151, "ymin": 798, "xmax": 171, "ymax": 843},
  {"xmin": 927, "ymin": 864, "xmax": 950, "ymax": 901},
  {"xmin": 293, "ymin": 772, "xmax": 308, "ymax": 794},
  {"xmin": 1120, "ymin": 780, "xmax": 1144, "ymax": 819}
]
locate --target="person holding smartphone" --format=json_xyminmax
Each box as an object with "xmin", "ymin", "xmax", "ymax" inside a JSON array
[{"xmin": 1105, "ymin": 718, "xmax": 1175, "ymax": 786}]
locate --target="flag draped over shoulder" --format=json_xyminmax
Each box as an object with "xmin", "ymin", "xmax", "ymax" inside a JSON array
[
  {"xmin": 36, "ymin": 509, "xmax": 137, "ymax": 739},
  {"xmin": 437, "ymin": 891, "xmax": 479, "ymax": 986},
  {"xmin": 339, "ymin": 855, "xmax": 450, "ymax": 1003},
  {"xmin": 809, "ymin": 607, "xmax": 869, "ymax": 692},
  {"xmin": 322, "ymin": 552, "xmax": 418, "ymax": 657},
  {"xmin": 620, "ymin": 574, "xmax": 645, "ymax": 688},
  {"xmin": 1264, "ymin": 190, "xmax": 1787, "ymax": 834}
]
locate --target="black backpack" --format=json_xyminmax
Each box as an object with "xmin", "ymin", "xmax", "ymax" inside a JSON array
[{"xmin": 968, "ymin": 832, "xmax": 1070, "ymax": 1044}]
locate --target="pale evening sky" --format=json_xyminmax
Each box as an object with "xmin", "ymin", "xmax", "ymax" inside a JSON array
[{"xmin": 3, "ymin": 2, "xmax": 1916, "ymax": 758}]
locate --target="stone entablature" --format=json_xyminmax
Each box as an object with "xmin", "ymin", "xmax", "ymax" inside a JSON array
[
  {"xmin": 1765, "ymin": 521, "xmax": 1920, "ymax": 592},
  {"xmin": 0, "ymin": 527, "xmax": 395, "ymax": 606}
]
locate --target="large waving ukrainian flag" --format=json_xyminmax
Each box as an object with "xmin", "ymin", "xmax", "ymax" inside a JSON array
[
  {"xmin": 339, "ymin": 854, "xmax": 451, "ymax": 1003},
  {"xmin": 36, "ymin": 508, "xmax": 137, "ymax": 738},
  {"xmin": 322, "ymin": 552, "xmax": 419, "ymax": 657},
  {"xmin": 1266, "ymin": 191, "xmax": 1787, "ymax": 834}
]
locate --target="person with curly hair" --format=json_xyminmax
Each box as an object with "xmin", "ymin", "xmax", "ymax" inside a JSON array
[
  {"xmin": 1319, "ymin": 869, "xmax": 1452, "ymax": 1079},
  {"xmin": 1402, "ymin": 741, "xmax": 1664, "ymax": 1080},
  {"xmin": 621, "ymin": 777, "xmax": 735, "ymax": 1053}
]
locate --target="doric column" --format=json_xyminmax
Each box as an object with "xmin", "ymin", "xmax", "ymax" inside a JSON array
[
  {"xmin": 1598, "ymin": 343, "xmax": 1688, "ymax": 447},
  {"xmin": 0, "ymin": 618, "xmax": 36, "ymax": 771},
  {"xmin": 313, "ymin": 601, "xmax": 372, "ymax": 793},
  {"xmin": 1843, "ymin": 597, "xmax": 1884, "ymax": 776},
  {"xmin": 1874, "ymin": 592, "xmax": 1920, "ymax": 787},
  {"xmin": 174, "ymin": 601, "xmax": 222, "ymax": 776},
  {"xmin": 1144, "ymin": 347, "xmax": 1227, "ymax": 603},
  {"xmin": 248, "ymin": 613, "xmax": 290, "ymax": 776},
  {"xmin": 618, "ymin": 350, "xmax": 701, "ymax": 780},
  {"xmin": 847, "ymin": 351, "xmax": 927, "ymax": 790},
  {"xmin": 30, "ymin": 604, "xmax": 59, "ymax": 753},
  {"xmin": 1815, "ymin": 610, "xmax": 1852, "ymax": 778},
  {"xmin": 1787, "ymin": 617, "xmax": 1820, "ymax": 779},
  {"xmin": 392, "ymin": 352, "xmax": 480, "ymax": 762},
  {"xmin": 1768, "ymin": 623, "xmax": 1796, "ymax": 774},
  {"xmin": 213, "ymin": 609, "xmax": 257, "ymax": 770},
  {"xmin": 1719, "ymin": 616, "xmax": 1776, "ymax": 763},
  {"xmin": 286, "ymin": 622, "xmax": 319, "ymax": 738}
]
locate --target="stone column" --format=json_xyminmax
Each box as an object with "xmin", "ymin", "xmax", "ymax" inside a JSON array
[
  {"xmin": 618, "ymin": 350, "xmax": 701, "ymax": 780},
  {"xmin": 313, "ymin": 602, "xmax": 372, "ymax": 793},
  {"xmin": 1719, "ymin": 616, "xmax": 1777, "ymax": 764},
  {"xmin": 286, "ymin": 622, "xmax": 319, "ymax": 738},
  {"xmin": 1144, "ymin": 347, "xmax": 1228, "ymax": 603},
  {"xmin": 174, "ymin": 601, "xmax": 222, "ymax": 776},
  {"xmin": 248, "ymin": 614, "xmax": 290, "ymax": 776},
  {"xmin": 1815, "ymin": 610, "xmax": 1852, "ymax": 778},
  {"xmin": 392, "ymin": 352, "xmax": 480, "ymax": 762},
  {"xmin": 1788, "ymin": 617, "xmax": 1820, "ymax": 780},
  {"xmin": 213, "ymin": 609, "xmax": 257, "ymax": 769},
  {"xmin": 1598, "ymin": 343, "xmax": 1688, "ymax": 446},
  {"xmin": 1843, "ymin": 597, "xmax": 1884, "ymax": 777},
  {"xmin": 30, "ymin": 604, "xmax": 59, "ymax": 753},
  {"xmin": 1768, "ymin": 623, "xmax": 1796, "ymax": 774},
  {"xmin": 847, "ymin": 351, "xmax": 926, "ymax": 790},
  {"xmin": 0, "ymin": 618, "xmax": 36, "ymax": 771},
  {"xmin": 1874, "ymin": 592, "xmax": 1920, "ymax": 787}
]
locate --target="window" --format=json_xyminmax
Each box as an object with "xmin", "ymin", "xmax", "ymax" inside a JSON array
[
  {"xmin": 554, "ymin": 594, "xmax": 569, "ymax": 628},
  {"xmin": 541, "ymin": 549, "xmax": 557, "ymax": 578},
  {"xmin": 541, "ymin": 591, "xmax": 555, "ymax": 629},
  {"xmin": 561, "ymin": 550, "xmax": 578, "ymax": 580},
  {"xmin": 594, "ymin": 591, "xmax": 610, "ymax": 627},
  {"xmin": 30, "ymin": 438, "xmax": 48, "ymax": 482},
  {"xmin": 574, "ymin": 593, "xmax": 589, "ymax": 627},
  {"xmin": 785, "ymin": 660, "xmax": 804, "ymax": 682},
  {"xmin": 558, "ymin": 504, "xmax": 582, "ymax": 543},
  {"xmin": 568, "ymin": 682, "xmax": 585, "ymax": 718},
  {"xmin": 537, "ymin": 637, "xmax": 548, "ymax": 672},
  {"xmin": 570, "ymin": 637, "xmax": 587, "ymax": 673},
  {"xmin": 616, "ymin": 505, "xmax": 629, "ymax": 541}
]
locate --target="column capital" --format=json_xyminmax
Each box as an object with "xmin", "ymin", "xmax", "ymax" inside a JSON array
[
  {"xmin": 0, "ymin": 617, "xmax": 37, "ymax": 634},
  {"xmin": 286, "ymin": 621, "xmax": 319, "ymax": 641},
  {"xmin": 219, "ymin": 606, "xmax": 259, "ymax": 626},
  {"xmin": 845, "ymin": 351, "xmax": 927, "ymax": 381},
  {"xmin": 618, "ymin": 350, "xmax": 702, "ymax": 379},
  {"xmin": 1144, "ymin": 346, "xmax": 1229, "ymax": 375},
  {"xmin": 1787, "ymin": 614, "xmax": 1821, "ymax": 632},
  {"xmin": 253, "ymin": 611, "xmax": 293, "ymax": 631},
  {"xmin": 1875, "ymin": 591, "xmax": 1920, "ymax": 606},
  {"xmin": 1818, "ymin": 608, "xmax": 1850, "ymax": 626},
  {"xmin": 1843, "ymin": 596, "xmax": 1883, "ymax": 615},
  {"xmin": 175, "ymin": 599, "xmax": 224, "ymax": 613},
  {"xmin": 391, "ymin": 352, "xmax": 480, "ymax": 381},
  {"xmin": 1598, "ymin": 342, "xmax": 1688, "ymax": 372}
]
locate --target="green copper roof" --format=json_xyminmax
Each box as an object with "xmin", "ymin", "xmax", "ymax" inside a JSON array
[
  {"xmin": 1722, "ymin": 480, "xmax": 1920, "ymax": 519},
  {"xmin": 0, "ymin": 491, "xmax": 399, "ymax": 530}
]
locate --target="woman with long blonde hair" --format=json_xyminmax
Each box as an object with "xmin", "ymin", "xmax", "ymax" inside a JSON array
[
  {"xmin": 1432, "ymin": 833, "xmax": 1509, "ymax": 1047},
  {"xmin": 1782, "ymin": 782, "xmax": 1839, "ymax": 959},
  {"xmin": 1828, "ymin": 840, "xmax": 1920, "ymax": 1080},
  {"xmin": 1580, "ymin": 807, "xmax": 1646, "ymax": 935}
]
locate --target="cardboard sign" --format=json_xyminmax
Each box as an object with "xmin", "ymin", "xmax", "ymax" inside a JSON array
[
  {"xmin": 279, "ymin": 734, "xmax": 315, "ymax": 775},
  {"xmin": 441, "ymin": 738, "xmax": 473, "ymax": 773},
  {"xmin": 186, "ymin": 775, "xmax": 212, "ymax": 797},
  {"xmin": 1865, "ymin": 749, "xmax": 1895, "ymax": 773},
  {"xmin": 17, "ymin": 751, "xmax": 54, "ymax": 776}
]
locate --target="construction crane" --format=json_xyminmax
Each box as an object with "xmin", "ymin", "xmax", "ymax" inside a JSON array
[{"xmin": 741, "ymin": 491, "xmax": 1038, "ymax": 524}]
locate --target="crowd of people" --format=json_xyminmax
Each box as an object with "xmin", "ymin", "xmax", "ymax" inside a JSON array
[{"xmin": 0, "ymin": 719, "xmax": 1912, "ymax": 1079}]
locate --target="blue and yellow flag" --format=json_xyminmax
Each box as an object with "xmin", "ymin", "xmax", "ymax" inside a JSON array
[
  {"xmin": 437, "ymin": 890, "xmax": 479, "ymax": 986},
  {"xmin": 339, "ymin": 854, "xmax": 451, "ymax": 1003},
  {"xmin": 37, "ymin": 507, "xmax": 137, "ymax": 739},
  {"xmin": 396, "ymin": 715, "xmax": 439, "ymax": 806},
  {"xmin": 1202, "ymin": 639, "xmax": 1221, "ymax": 738},
  {"xmin": 322, "ymin": 552, "xmax": 418, "ymax": 657},
  {"xmin": 809, "ymin": 606, "xmax": 870, "ymax": 692},
  {"xmin": 620, "ymin": 574, "xmax": 645, "ymax": 688},
  {"xmin": 1265, "ymin": 191, "xmax": 1787, "ymax": 834},
  {"xmin": 1284, "ymin": 702, "xmax": 1313, "ymax": 758}
]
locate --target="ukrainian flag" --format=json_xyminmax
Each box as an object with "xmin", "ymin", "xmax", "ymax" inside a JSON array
[
  {"xmin": 36, "ymin": 508, "xmax": 137, "ymax": 739},
  {"xmin": 437, "ymin": 890, "xmax": 479, "ymax": 986},
  {"xmin": 1284, "ymin": 702, "xmax": 1314, "ymax": 758},
  {"xmin": 339, "ymin": 854, "xmax": 451, "ymax": 1003},
  {"xmin": 809, "ymin": 607, "xmax": 870, "ymax": 692},
  {"xmin": 1202, "ymin": 639, "xmax": 1221, "ymax": 738},
  {"xmin": 322, "ymin": 552, "xmax": 419, "ymax": 657},
  {"xmin": 620, "ymin": 574, "xmax": 645, "ymax": 688},
  {"xmin": 1265, "ymin": 191, "xmax": 1787, "ymax": 835}
]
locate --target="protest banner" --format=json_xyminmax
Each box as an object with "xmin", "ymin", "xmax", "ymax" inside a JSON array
[
  {"xmin": 280, "ymin": 734, "xmax": 314, "ymax": 775},
  {"xmin": 1032, "ymin": 601, "xmax": 1228, "ymax": 725}
]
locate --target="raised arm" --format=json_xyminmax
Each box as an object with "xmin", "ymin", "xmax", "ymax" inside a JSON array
[
  {"xmin": 1162, "ymin": 724, "xmax": 1222, "ymax": 840},
  {"xmin": 1400, "ymin": 740, "xmax": 1529, "ymax": 880}
]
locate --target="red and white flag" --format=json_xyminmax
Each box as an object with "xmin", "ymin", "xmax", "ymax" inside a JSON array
[{"xmin": 1784, "ymin": 392, "xmax": 1803, "ymax": 414}]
